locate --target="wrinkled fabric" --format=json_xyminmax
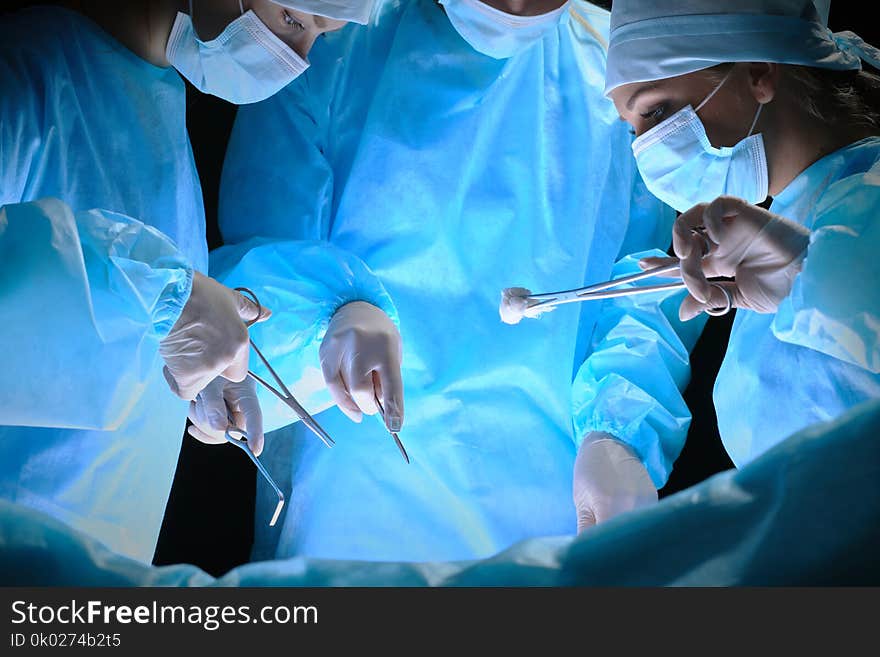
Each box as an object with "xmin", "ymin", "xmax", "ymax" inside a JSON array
[
  {"xmin": 218, "ymin": 0, "xmax": 687, "ymax": 563},
  {"xmin": 604, "ymin": 0, "xmax": 880, "ymax": 94},
  {"xmin": 716, "ymin": 137, "xmax": 880, "ymax": 466},
  {"xmin": 0, "ymin": 7, "xmax": 206, "ymax": 561},
  {"xmin": 572, "ymin": 253, "xmax": 706, "ymax": 486},
  {"xmin": 2, "ymin": 399, "xmax": 878, "ymax": 586}
]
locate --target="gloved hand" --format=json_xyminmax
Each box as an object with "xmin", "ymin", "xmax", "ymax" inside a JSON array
[
  {"xmin": 573, "ymin": 433, "xmax": 657, "ymax": 533},
  {"xmin": 159, "ymin": 272, "xmax": 270, "ymax": 401},
  {"xmin": 187, "ymin": 376, "xmax": 264, "ymax": 456},
  {"xmin": 641, "ymin": 196, "xmax": 810, "ymax": 321},
  {"xmin": 319, "ymin": 301, "xmax": 404, "ymax": 432}
]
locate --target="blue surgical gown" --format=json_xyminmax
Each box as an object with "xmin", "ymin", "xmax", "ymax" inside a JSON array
[
  {"xmin": 5, "ymin": 398, "xmax": 878, "ymax": 585},
  {"xmin": 0, "ymin": 8, "xmax": 204, "ymax": 561},
  {"xmin": 715, "ymin": 136, "xmax": 880, "ymax": 465},
  {"xmin": 0, "ymin": 5, "xmax": 398, "ymax": 561},
  {"xmin": 218, "ymin": 0, "xmax": 700, "ymax": 562}
]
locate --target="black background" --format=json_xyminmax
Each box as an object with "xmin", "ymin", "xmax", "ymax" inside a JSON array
[{"xmin": 0, "ymin": 1, "xmax": 875, "ymax": 578}]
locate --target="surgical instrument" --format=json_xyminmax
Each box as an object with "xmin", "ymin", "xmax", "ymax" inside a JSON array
[
  {"xmin": 525, "ymin": 262, "xmax": 733, "ymax": 316},
  {"xmin": 235, "ymin": 287, "xmax": 335, "ymax": 448},
  {"xmin": 225, "ymin": 421, "xmax": 285, "ymax": 526},
  {"xmin": 375, "ymin": 390, "xmax": 410, "ymax": 464},
  {"xmin": 524, "ymin": 230, "xmax": 733, "ymax": 317}
]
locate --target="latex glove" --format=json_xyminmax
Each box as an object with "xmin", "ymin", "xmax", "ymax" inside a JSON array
[
  {"xmin": 159, "ymin": 272, "xmax": 270, "ymax": 401},
  {"xmin": 319, "ymin": 301, "xmax": 404, "ymax": 432},
  {"xmin": 499, "ymin": 287, "xmax": 556, "ymax": 325},
  {"xmin": 573, "ymin": 433, "xmax": 657, "ymax": 533},
  {"xmin": 187, "ymin": 376, "xmax": 264, "ymax": 456},
  {"xmin": 641, "ymin": 196, "xmax": 810, "ymax": 321}
]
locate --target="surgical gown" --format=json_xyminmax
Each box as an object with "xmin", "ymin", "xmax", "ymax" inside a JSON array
[
  {"xmin": 715, "ymin": 136, "xmax": 880, "ymax": 465},
  {"xmin": 0, "ymin": 6, "xmax": 395, "ymax": 561},
  {"xmin": 0, "ymin": 7, "xmax": 205, "ymax": 561},
  {"xmin": 218, "ymin": 0, "xmax": 699, "ymax": 562}
]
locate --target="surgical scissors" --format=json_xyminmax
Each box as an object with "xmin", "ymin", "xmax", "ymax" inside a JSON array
[
  {"xmin": 224, "ymin": 421, "xmax": 285, "ymax": 527},
  {"xmin": 525, "ymin": 232, "xmax": 733, "ymax": 317},
  {"xmin": 374, "ymin": 390, "xmax": 410, "ymax": 464},
  {"xmin": 235, "ymin": 287, "xmax": 335, "ymax": 448}
]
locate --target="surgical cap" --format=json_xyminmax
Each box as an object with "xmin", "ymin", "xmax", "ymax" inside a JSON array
[
  {"xmin": 605, "ymin": 0, "xmax": 880, "ymax": 95},
  {"xmin": 270, "ymin": 1, "xmax": 376, "ymax": 25}
]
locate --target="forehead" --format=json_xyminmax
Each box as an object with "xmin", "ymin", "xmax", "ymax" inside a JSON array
[{"xmin": 609, "ymin": 71, "xmax": 716, "ymax": 110}]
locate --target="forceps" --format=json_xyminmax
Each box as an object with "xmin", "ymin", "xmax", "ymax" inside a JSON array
[
  {"xmin": 374, "ymin": 390, "xmax": 410, "ymax": 464},
  {"xmin": 235, "ymin": 287, "xmax": 336, "ymax": 449},
  {"xmin": 225, "ymin": 420, "xmax": 285, "ymax": 527},
  {"xmin": 526, "ymin": 233, "xmax": 733, "ymax": 316}
]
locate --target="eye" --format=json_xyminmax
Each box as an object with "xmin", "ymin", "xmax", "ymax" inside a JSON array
[
  {"xmin": 639, "ymin": 104, "xmax": 667, "ymax": 123},
  {"xmin": 283, "ymin": 10, "xmax": 305, "ymax": 30}
]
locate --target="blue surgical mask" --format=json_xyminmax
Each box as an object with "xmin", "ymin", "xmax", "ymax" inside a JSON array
[
  {"xmin": 631, "ymin": 70, "xmax": 769, "ymax": 213},
  {"xmin": 439, "ymin": 0, "xmax": 570, "ymax": 60},
  {"xmin": 165, "ymin": 1, "xmax": 308, "ymax": 105}
]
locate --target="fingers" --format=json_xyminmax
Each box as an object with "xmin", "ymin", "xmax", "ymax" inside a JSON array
[
  {"xmin": 638, "ymin": 256, "xmax": 682, "ymax": 277},
  {"xmin": 234, "ymin": 387, "xmax": 264, "ymax": 456},
  {"xmin": 171, "ymin": 370, "xmax": 213, "ymax": 402},
  {"xmin": 679, "ymin": 234, "xmax": 714, "ymax": 304},
  {"xmin": 679, "ymin": 281, "xmax": 743, "ymax": 321},
  {"xmin": 700, "ymin": 195, "xmax": 749, "ymax": 246},
  {"xmin": 165, "ymin": 361, "xmax": 212, "ymax": 403},
  {"xmin": 219, "ymin": 334, "xmax": 251, "ymax": 383},
  {"xmin": 186, "ymin": 422, "xmax": 227, "ymax": 446},
  {"xmin": 347, "ymin": 364, "xmax": 380, "ymax": 417},
  {"xmin": 235, "ymin": 291, "xmax": 271, "ymax": 324},
  {"xmin": 672, "ymin": 203, "xmax": 709, "ymax": 259},
  {"xmin": 197, "ymin": 379, "xmax": 229, "ymax": 432},
  {"xmin": 321, "ymin": 360, "xmax": 363, "ymax": 423},
  {"xmin": 375, "ymin": 365, "xmax": 404, "ymax": 433}
]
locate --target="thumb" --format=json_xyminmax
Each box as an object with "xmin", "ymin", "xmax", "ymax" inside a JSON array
[
  {"xmin": 196, "ymin": 380, "xmax": 229, "ymax": 433},
  {"xmin": 638, "ymin": 256, "xmax": 680, "ymax": 274},
  {"xmin": 235, "ymin": 291, "xmax": 271, "ymax": 324},
  {"xmin": 236, "ymin": 388, "xmax": 264, "ymax": 457},
  {"xmin": 376, "ymin": 368, "xmax": 404, "ymax": 433}
]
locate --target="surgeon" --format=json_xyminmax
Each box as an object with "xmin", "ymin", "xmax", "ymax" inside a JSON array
[
  {"xmin": 217, "ymin": 0, "xmax": 710, "ymax": 562},
  {"xmin": 605, "ymin": 0, "xmax": 880, "ymax": 469},
  {"xmin": 0, "ymin": 0, "xmax": 378, "ymax": 561}
]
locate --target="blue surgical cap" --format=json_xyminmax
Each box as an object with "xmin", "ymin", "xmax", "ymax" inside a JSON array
[{"xmin": 605, "ymin": 0, "xmax": 880, "ymax": 95}]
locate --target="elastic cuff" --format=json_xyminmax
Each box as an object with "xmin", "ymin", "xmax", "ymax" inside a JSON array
[{"xmin": 152, "ymin": 265, "xmax": 194, "ymax": 338}]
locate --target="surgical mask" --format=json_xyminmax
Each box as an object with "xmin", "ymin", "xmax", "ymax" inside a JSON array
[
  {"xmin": 631, "ymin": 70, "xmax": 769, "ymax": 213},
  {"xmin": 166, "ymin": 0, "xmax": 308, "ymax": 105},
  {"xmin": 439, "ymin": 0, "xmax": 570, "ymax": 60}
]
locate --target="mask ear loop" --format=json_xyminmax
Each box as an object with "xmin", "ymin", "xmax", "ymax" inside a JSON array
[
  {"xmin": 695, "ymin": 67, "xmax": 734, "ymax": 113},
  {"xmin": 746, "ymin": 102, "xmax": 763, "ymax": 137}
]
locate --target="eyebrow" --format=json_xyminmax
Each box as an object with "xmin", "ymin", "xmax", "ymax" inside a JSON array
[{"xmin": 626, "ymin": 82, "xmax": 662, "ymax": 111}]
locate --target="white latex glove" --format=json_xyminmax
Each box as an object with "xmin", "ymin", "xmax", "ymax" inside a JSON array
[
  {"xmin": 159, "ymin": 272, "xmax": 270, "ymax": 401},
  {"xmin": 641, "ymin": 196, "xmax": 810, "ymax": 321},
  {"xmin": 499, "ymin": 287, "xmax": 556, "ymax": 325},
  {"xmin": 319, "ymin": 301, "xmax": 404, "ymax": 432},
  {"xmin": 573, "ymin": 433, "xmax": 657, "ymax": 533},
  {"xmin": 187, "ymin": 376, "xmax": 264, "ymax": 456}
]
